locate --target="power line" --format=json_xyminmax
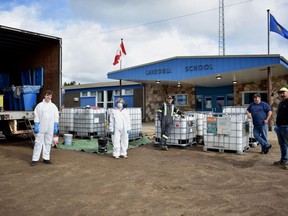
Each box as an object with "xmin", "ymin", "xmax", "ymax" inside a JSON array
[{"xmin": 65, "ymin": 0, "xmax": 253, "ymax": 39}]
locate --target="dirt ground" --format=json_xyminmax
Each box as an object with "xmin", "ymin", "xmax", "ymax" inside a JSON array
[{"xmin": 0, "ymin": 136, "xmax": 288, "ymax": 216}]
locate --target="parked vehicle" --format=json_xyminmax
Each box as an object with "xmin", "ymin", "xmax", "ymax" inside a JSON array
[{"xmin": 0, "ymin": 25, "xmax": 62, "ymax": 138}]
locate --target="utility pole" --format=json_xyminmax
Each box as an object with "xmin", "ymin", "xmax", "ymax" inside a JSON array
[{"xmin": 219, "ymin": 0, "xmax": 225, "ymax": 55}]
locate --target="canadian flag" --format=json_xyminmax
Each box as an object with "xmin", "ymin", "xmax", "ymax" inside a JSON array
[{"xmin": 113, "ymin": 39, "xmax": 127, "ymax": 65}]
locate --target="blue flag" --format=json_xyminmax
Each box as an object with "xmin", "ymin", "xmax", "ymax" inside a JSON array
[{"xmin": 270, "ymin": 14, "xmax": 288, "ymax": 40}]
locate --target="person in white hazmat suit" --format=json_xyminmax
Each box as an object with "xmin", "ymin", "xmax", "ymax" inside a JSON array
[
  {"xmin": 31, "ymin": 90, "xmax": 59, "ymax": 166},
  {"xmin": 109, "ymin": 98, "xmax": 131, "ymax": 159}
]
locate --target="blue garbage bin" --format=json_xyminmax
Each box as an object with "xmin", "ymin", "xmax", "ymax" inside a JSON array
[{"xmin": 20, "ymin": 85, "xmax": 41, "ymax": 111}]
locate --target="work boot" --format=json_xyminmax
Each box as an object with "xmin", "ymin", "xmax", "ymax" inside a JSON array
[
  {"xmin": 163, "ymin": 138, "xmax": 168, "ymax": 149},
  {"xmin": 273, "ymin": 160, "xmax": 288, "ymax": 170},
  {"xmin": 31, "ymin": 161, "xmax": 38, "ymax": 166},
  {"xmin": 43, "ymin": 159, "xmax": 53, "ymax": 164},
  {"xmin": 263, "ymin": 144, "xmax": 272, "ymax": 154},
  {"xmin": 273, "ymin": 160, "xmax": 284, "ymax": 166},
  {"xmin": 160, "ymin": 138, "xmax": 168, "ymax": 150},
  {"xmin": 160, "ymin": 144, "xmax": 168, "ymax": 150}
]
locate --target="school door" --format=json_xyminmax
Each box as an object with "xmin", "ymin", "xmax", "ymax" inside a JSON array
[
  {"xmin": 195, "ymin": 86, "xmax": 234, "ymax": 113},
  {"xmin": 203, "ymin": 95, "xmax": 225, "ymax": 112}
]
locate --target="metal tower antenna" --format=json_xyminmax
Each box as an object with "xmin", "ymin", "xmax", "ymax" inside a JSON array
[{"xmin": 219, "ymin": 0, "xmax": 225, "ymax": 55}]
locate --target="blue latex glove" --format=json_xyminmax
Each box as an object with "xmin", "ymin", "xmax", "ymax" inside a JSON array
[
  {"xmin": 274, "ymin": 125, "xmax": 278, "ymax": 133},
  {"xmin": 54, "ymin": 122, "xmax": 58, "ymax": 135},
  {"xmin": 34, "ymin": 122, "xmax": 39, "ymax": 134}
]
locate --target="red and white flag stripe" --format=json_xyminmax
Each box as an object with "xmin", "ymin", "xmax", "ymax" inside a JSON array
[{"xmin": 113, "ymin": 40, "xmax": 126, "ymax": 65}]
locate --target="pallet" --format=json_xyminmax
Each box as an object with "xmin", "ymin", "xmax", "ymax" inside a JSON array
[
  {"xmin": 167, "ymin": 142, "xmax": 196, "ymax": 148},
  {"xmin": 203, "ymin": 146, "xmax": 250, "ymax": 154},
  {"xmin": 74, "ymin": 134, "xmax": 105, "ymax": 139},
  {"xmin": 73, "ymin": 130, "xmax": 106, "ymax": 139},
  {"xmin": 154, "ymin": 141, "xmax": 196, "ymax": 148}
]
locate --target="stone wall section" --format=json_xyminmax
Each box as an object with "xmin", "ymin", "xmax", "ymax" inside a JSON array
[
  {"xmin": 233, "ymin": 74, "xmax": 288, "ymax": 125},
  {"xmin": 144, "ymin": 74, "xmax": 288, "ymax": 123},
  {"xmin": 144, "ymin": 84, "xmax": 195, "ymax": 121}
]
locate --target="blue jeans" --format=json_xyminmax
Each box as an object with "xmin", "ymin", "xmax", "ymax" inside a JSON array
[
  {"xmin": 253, "ymin": 124, "xmax": 270, "ymax": 149},
  {"xmin": 275, "ymin": 127, "xmax": 288, "ymax": 162}
]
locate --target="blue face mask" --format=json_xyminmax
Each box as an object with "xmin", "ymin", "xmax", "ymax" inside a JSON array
[{"xmin": 117, "ymin": 103, "xmax": 123, "ymax": 108}]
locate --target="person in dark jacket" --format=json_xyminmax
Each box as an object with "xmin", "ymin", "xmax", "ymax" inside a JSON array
[
  {"xmin": 274, "ymin": 87, "xmax": 288, "ymax": 170},
  {"xmin": 157, "ymin": 95, "xmax": 183, "ymax": 150}
]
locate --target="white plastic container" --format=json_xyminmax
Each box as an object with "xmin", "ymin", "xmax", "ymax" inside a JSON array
[
  {"xmin": 59, "ymin": 108, "xmax": 75, "ymax": 135},
  {"xmin": 73, "ymin": 108, "xmax": 106, "ymax": 137},
  {"xmin": 64, "ymin": 134, "xmax": 73, "ymax": 145},
  {"xmin": 155, "ymin": 114, "xmax": 196, "ymax": 147},
  {"xmin": 203, "ymin": 112, "xmax": 249, "ymax": 154}
]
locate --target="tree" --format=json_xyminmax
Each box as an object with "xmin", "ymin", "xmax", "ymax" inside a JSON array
[{"xmin": 63, "ymin": 81, "xmax": 77, "ymax": 86}]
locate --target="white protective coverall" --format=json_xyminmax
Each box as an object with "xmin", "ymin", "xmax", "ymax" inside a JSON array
[
  {"xmin": 109, "ymin": 108, "xmax": 131, "ymax": 157},
  {"xmin": 32, "ymin": 99, "xmax": 59, "ymax": 161}
]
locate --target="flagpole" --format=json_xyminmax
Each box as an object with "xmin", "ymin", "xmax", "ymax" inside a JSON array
[
  {"xmin": 119, "ymin": 38, "xmax": 123, "ymax": 98},
  {"xmin": 267, "ymin": 9, "xmax": 270, "ymax": 54},
  {"xmin": 267, "ymin": 9, "xmax": 272, "ymax": 131}
]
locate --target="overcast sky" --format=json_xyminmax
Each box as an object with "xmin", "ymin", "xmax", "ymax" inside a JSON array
[{"xmin": 1, "ymin": 0, "xmax": 288, "ymax": 84}]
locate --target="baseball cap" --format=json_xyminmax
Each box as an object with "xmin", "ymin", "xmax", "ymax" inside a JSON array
[
  {"xmin": 166, "ymin": 95, "xmax": 173, "ymax": 99},
  {"xmin": 253, "ymin": 93, "xmax": 261, "ymax": 98},
  {"xmin": 278, "ymin": 87, "xmax": 288, "ymax": 93}
]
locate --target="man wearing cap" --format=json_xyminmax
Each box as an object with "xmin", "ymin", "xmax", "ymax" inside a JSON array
[
  {"xmin": 274, "ymin": 87, "xmax": 288, "ymax": 170},
  {"xmin": 246, "ymin": 93, "xmax": 272, "ymax": 154},
  {"xmin": 157, "ymin": 95, "xmax": 184, "ymax": 150}
]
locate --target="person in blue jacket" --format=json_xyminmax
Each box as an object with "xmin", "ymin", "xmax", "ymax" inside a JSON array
[
  {"xmin": 31, "ymin": 90, "xmax": 59, "ymax": 166},
  {"xmin": 246, "ymin": 93, "xmax": 272, "ymax": 154}
]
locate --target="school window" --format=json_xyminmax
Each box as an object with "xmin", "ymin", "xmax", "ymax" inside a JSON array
[
  {"xmin": 173, "ymin": 94, "xmax": 188, "ymax": 106},
  {"xmin": 227, "ymin": 94, "xmax": 234, "ymax": 106},
  {"xmin": 204, "ymin": 96, "xmax": 212, "ymax": 109},
  {"xmin": 107, "ymin": 90, "xmax": 113, "ymax": 108},
  {"xmin": 114, "ymin": 90, "xmax": 120, "ymax": 95},
  {"xmin": 242, "ymin": 91, "xmax": 268, "ymax": 105},
  {"xmin": 124, "ymin": 89, "xmax": 133, "ymax": 95},
  {"xmin": 97, "ymin": 91, "xmax": 104, "ymax": 107},
  {"xmin": 114, "ymin": 89, "xmax": 133, "ymax": 95},
  {"xmin": 80, "ymin": 92, "xmax": 88, "ymax": 97},
  {"xmin": 196, "ymin": 95, "xmax": 202, "ymax": 110},
  {"xmin": 96, "ymin": 90, "xmax": 114, "ymax": 108}
]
